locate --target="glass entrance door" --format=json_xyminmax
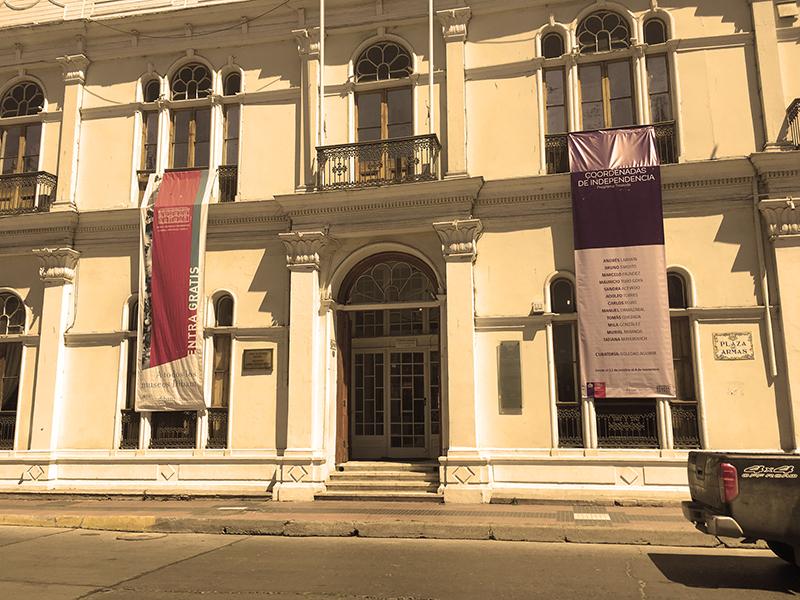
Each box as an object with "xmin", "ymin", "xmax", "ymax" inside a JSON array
[{"xmin": 351, "ymin": 347, "xmax": 439, "ymax": 460}]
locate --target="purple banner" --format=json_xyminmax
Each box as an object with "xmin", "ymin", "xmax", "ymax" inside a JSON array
[{"xmin": 569, "ymin": 127, "xmax": 675, "ymax": 399}]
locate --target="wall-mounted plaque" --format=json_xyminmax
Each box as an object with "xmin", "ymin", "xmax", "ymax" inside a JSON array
[
  {"xmin": 242, "ymin": 348, "xmax": 273, "ymax": 373},
  {"xmin": 713, "ymin": 333, "xmax": 755, "ymax": 361}
]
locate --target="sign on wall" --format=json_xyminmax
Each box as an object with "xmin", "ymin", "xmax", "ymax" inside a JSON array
[
  {"xmin": 136, "ymin": 170, "xmax": 212, "ymax": 411},
  {"xmin": 569, "ymin": 127, "xmax": 675, "ymax": 399},
  {"xmin": 713, "ymin": 333, "xmax": 755, "ymax": 361}
]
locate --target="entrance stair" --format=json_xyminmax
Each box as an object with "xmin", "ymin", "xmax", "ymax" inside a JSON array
[{"xmin": 316, "ymin": 461, "xmax": 442, "ymax": 503}]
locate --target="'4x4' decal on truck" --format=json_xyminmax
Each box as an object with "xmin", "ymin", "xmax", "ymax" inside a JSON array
[{"xmin": 742, "ymin": 465, "xmax": 798, "ymax": 479}]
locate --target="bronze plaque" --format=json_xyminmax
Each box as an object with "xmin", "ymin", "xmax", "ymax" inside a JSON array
[{"xmin": 242, "ymin": 349, "xmax": 273, "ymax": 373}]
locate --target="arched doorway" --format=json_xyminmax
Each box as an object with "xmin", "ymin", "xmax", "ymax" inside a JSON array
[{"xmin": 336, "ymin": 253, "xmax": 442, "ymax": 461}]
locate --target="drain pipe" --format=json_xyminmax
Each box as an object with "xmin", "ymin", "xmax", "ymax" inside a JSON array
[{"xmin": 751, "ymin": 175, "xmax": 778, "ymax": 378}]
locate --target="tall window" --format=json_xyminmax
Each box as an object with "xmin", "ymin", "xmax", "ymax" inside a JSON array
[
  {"xmin": 0, "ymin": 292, "xmax": 25, "ymax": 450},
  {"xmin": 668, "ymin": 272, "xmax": 701, "ymax": 449},
  {"xmin": 220, "ymin": 72, "xmax": 241, "ymax": 202},
  {"xmin": 169, "ymin": 64, "xmax": 212, "ymax": 169},
  {"xmin": 208, "ymin": 294, "xmax": 233, "ymax": 449},
  {"xmin": 355, "ymin": 42, "xmax": 413, "ymax": 142},
  {"xmin": 576, "ymin": 12, "xmax": 635, "ymax": 130},
  {"xmin": 0, "ymin": 81, "xmax": 44, "ymax": 175},
  {"xmin": 138, "ymin": 79, "xmax": 161, "ymax": 200},
  {"xmin": 551, "ymin": 278, "xmax": 583, "ymax": 448},
  {"xmin": 120, "ymin": 300, "xmax": 140, "ymax": 449}
]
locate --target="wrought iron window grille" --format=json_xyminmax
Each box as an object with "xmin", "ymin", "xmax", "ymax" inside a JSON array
[
  {"xmin": 149, "ymin": 411, "xmax": 197, "ymax": 449},
  {"xmin": 119, "ymin": 409, "xmax": 140, "ymax": 450},
  {"xmin": 0, "ymin": 171, "xmax": 57, "ymax": 215}
]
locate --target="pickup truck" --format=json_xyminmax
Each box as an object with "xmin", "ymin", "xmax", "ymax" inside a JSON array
[{"xmin": 682, "ymin": 451, "xmax": 800, "ymax": 566}]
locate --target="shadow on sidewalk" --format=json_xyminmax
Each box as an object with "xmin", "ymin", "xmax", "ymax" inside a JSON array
[{"xmin": 649, "ymin": 553, "xmax": 800, "ymax": 594}]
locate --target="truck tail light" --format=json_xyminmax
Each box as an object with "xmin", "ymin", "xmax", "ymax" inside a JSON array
[{"xmin": 719, "ymin": 463, "xmax": 739, "ymax": 503}]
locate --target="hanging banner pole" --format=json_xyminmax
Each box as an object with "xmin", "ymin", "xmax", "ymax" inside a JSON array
[
  {"xmin": 429, "ymin": 0, "xmax": 434, "ymax": 134},
  {"xmin": 319, "ymin": 0, "xmax": 325, "ymax": 146},
  {"xmin": 568, "ymin": 126, "xmax": 675, "ymax": 400}
]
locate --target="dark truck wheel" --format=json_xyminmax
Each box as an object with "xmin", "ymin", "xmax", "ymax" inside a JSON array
[{"xmin": 767, "ymin": 541, "xmax": 797, "ymax": 565}]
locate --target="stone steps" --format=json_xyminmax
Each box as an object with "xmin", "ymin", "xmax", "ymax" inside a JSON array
[{"xmin": 316, "ymin": 461, "xmax": 442, "ymax": 503}]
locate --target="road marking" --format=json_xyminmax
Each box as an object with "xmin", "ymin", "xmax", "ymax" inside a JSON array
[
  {"xmin": 217, "ymin": 507, "xmax": 248, "ymax": 511},
  {"xmin": 573, "ymin": 513, "xmax": 611, "ymax": 521}
]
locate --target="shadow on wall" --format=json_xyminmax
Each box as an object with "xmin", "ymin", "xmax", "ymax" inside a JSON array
[
  {"xmin": 249, "ymin": 247, "xmax": 289, "ymax": 318},
  {"xmin": 648, "ymin": 553, "xmax": 800, "ymax": 594},
  {"xmin": 713, "ymin": 210, "xmax": 759, "ymax": 301}
]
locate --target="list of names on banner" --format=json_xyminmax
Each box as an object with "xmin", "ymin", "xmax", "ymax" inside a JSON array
[{"xmin": 600, "ymin": 256, "xmax": 647, "ymax": 345}]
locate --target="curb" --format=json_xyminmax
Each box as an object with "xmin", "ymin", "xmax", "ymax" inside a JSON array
[{"xmin": 0, "ymin": 512, "xmax": 769, "ymax": 549}]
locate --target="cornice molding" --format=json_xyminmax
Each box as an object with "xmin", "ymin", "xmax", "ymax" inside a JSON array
[
  {"xmin": 278, "ymin": 230, "xmax": 330, "ymax": 271},
  {"xmin": 437, "ymin": 7, "xmax": 472, "ymax": 42},
  {"xmin": 33, "ymin": 247, "xmax": 80, "ymax": 283},
  {"xmin": 433, "ymin": 218, "xmax": 483, "ymax": 262}
]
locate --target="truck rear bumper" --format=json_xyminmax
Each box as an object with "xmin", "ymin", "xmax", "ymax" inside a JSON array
[{"xmin": 682, "ymin": 501, "xmax": 744, "ymax": 538}]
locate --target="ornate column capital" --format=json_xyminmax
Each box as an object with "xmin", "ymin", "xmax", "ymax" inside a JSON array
[
  {"xmin": 279, "ymin": 231, "xmax": 329, "ymax": 271},
  {"xmin": 57, "ymin": 54, "xmax": 90, "ymax": 84},
  {"xmin": 292, "ymin": 28, "xmax": 320, "ymax": 59},
  {"xmin": 33, "ymin": 248, "xmax": 80, "ymax": 283},
  {"xmin": 437, "ymin": 7, "xmax": 472, "ymax": 42},
  {"xmin": 433, "ymin": 219, "xmax": 483, "ymax": 262},
  {"xmin": 760, "ymin": 199, "xmax": 800, "ymax": 241}
]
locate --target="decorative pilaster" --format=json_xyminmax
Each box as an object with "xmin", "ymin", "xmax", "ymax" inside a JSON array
[
  {"xmin": 29, "ymin": 248, "xmax": 81, "ymax": 456},
  {"xmin": 293, "ymin": 28, "xmax": 321, "ymax": 191},
  {"xmin": 433, "ymin": 219, "xmax": 487, "ymax": 503},
  {"xmin": 437, "ymin": 7, "xmax": 471, "ymax": 178},
  {"xmin": 759, "ymin": 199, "xmax": 800, "ymax": 450},
  {"xmin": 433, "ymin": 218, "xmax": 483, "ymax": 262},
  {"xmin": 276, "ymin": 230, "xmax": 331, "ymax": 501},
  {"xmin": 54, "ymin": 54, "xmax": 90, "ymax": 209}
]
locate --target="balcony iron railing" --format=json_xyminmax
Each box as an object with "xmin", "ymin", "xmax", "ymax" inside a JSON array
[
  {"xmin": 0, "ymin": 411, "xmax": 15, "ymax": 450},
  {"xmin": 671, "ymin": 402, "xmax": 701, "ymax": 450},
  {"xmin": 0, "ymin": 171, "xmax": 57, "ymax": 215},
  {"xmin": 207, "ymin": 407, "xmax": 229, "ymax": 449},
  {"xmin": 789, "ymin": 99, "xmax": 800, "ymax": 148},
  {"xmin": 545, "ymin": 121, "xmax": 678, "ymax": 174},
  {"xmin": 317, "ymin": 134, "xmax": 441, "ymax": 191},
  {"xmin": 218, "ymin": 165, "xmax": 238, "ymax": 202},
  {"xmin": 596, "ymin": 401, "xmax": 660, "ymax": 449},
  {"xmin": 149, "ymin": 411, "xmax": 197, "ymax": 449},
  {"xmin": 119, "ymin": 409, "xmax": 140, "ymax": 450},
  {"xmin": 557, "ymin": 404, "xmax": 583, "ymax": 448}
]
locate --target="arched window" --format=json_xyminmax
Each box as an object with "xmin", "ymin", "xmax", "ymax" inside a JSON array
[
  {"xmin": 355, "ymin": 42, "xmax": 413, "ymax": 83},
  {"xmin": 354, "ymin": 42, "xmax": 413, "ymax": 147},
  {"xmin": 120, "ymin": 299, "xmax": 140, "ymax": 449},
  {"xmin": 0, "ymin": 81, "xmax": 44, "ymax": 177},
  {"xmin": 138, "ymin": 79, "xmax": 161, "ymax": 200},
  {"xmin": 577, "ymin": 11, "xmax": 631, "ymax": 54},
  {"xmin": 143, "ymin": 79, "xmax": 161, "ymax": 103},
  {"xmin": 347, "ymin": 259, "xmax": 436, "ymax": 305},
  {"xmin": 169, "ymin": 63, "xmax": 213, "ymax": 169},
  {"xmin": 0, "ymin": 292, "xmax": 25, "ymax": 449},
  {"xmin": 220, "ymin": 73, "xmax": 241, "ymax": 202},
  {"xmin": 209, "ymin": 294, "xmax": 233, "ymax": 449},
  {"xmin": 542, "ymin": 32, "xmax": 565, "ymax": 59},
  {"xmin": 644, "ymin": 18, "xmax": 668, "ymax": 45},
  {"xmin": 666, "ymin": 271, "xmax": 700, "ymax": 448},
  {"xmin": 549, "ymin": 278, "xmax": 582, "ymax": 448}
]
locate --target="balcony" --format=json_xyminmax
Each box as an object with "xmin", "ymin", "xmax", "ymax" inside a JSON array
[
  {"xmin": 789, "ymin": 99, "xmax": 800, "ymax": 148},
  {"xmin": 0, "ymin": 171, "xmax": 57, "ymax": 215},
  {"xmin": 0, "ymin": 411, "xmax": 15, "ymax": 450},
  {"xmin": 218, "ymin": 165, "xmax": 238, "ymax": 202},
  {"xmin": 316, "ymin": 134, "xmax": 441, "ymax": 191},
  {"xmin": 545, "ymin": 121, "xmax": 678, "ymax": 174}
]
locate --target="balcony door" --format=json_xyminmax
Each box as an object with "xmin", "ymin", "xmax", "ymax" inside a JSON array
[{"xmin": 355, "ymin": 88, "xmax": 413, "ymax": 182}]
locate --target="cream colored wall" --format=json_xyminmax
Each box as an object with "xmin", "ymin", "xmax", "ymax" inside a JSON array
[
  {"xmin": 76, "ymin": 116, "xmax": 135, "ymax": 210},
  {"xmin": 474, "ymin": 329, "xmax": 552, "ymax": 449},
  {"xmin": 230, "ymin": 339, "xmax": 281, "ymax": 450},
  {"xmin": 59, "ymin": 345, "xmax": 121, "ymax": 449},
  {"xmin": 700, "ymin": 322, "xmax": 782, "ymax": 450},
  {"xmin": 778, "ymin": 38, "xmax": 800, "ymax": 108},
  {"xmin": 239, "ymin": 102, "xmax": 298, "ymax": 200},
  {"xmin": 0, "ymin": 253, "xmax": 43, "ymax": 335},
  {"xmin": 72, "ymin": 252, "xmax": 136, "ymax": 332}
]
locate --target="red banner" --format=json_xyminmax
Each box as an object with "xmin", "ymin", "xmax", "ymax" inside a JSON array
[{"xmin": 136, "ymin": 170, "xmax": 210, "ymax": 411}]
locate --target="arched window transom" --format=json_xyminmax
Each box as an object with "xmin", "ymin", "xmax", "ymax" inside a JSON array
[
  {"xmin": 355, "ymin": 42, "xmax": 413, "ymax": 83},
  {"xmin": 0, "ymin": 293, "xmax": 25, "ymax": 334},
  {"xmin": 347, "ymin": 259, "xmax": 436, "ymax": 304},
  {"xmin": 550, "ymin": 278, "xmax": 576, "ymax": 314},
  {"xmin": 644, "ymin": 18, "xmax": 668, "ymax": 45},
  {"xmin": 143, "ymin": 79, "xmax": 161, "ymax": 103},
  {"xmin": 542, "ymin": 32, "xmax": 565, "ymax": 59},
  {"xmin": 215, "ymin": 294, "xmax": 234, "ymax": 327},
  {"xmin": 170, "ymin": 64, "xmax": 213, "ymax": 101},
  {"xmin": 577, "ymin": 11, "xmax": 631, "ymax": 54},
  {"xmin": 0, "ymin": 82, "xmax": 44, "ymax": 118}
]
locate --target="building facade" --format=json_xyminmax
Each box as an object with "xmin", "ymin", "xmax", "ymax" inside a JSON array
[{"xmin": 0, "ymin": 0, "xmax": 798, "ymax": 502}]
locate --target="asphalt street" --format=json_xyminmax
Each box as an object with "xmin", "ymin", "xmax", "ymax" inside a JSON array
[{"xmin": 0, "ymin": 525, "xmax": 796, "ymax": 599}]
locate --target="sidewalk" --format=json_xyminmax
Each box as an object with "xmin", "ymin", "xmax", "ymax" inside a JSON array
[{"xmin": 0, "ymin": 495, "xmax": 765, "ymax": 549}]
